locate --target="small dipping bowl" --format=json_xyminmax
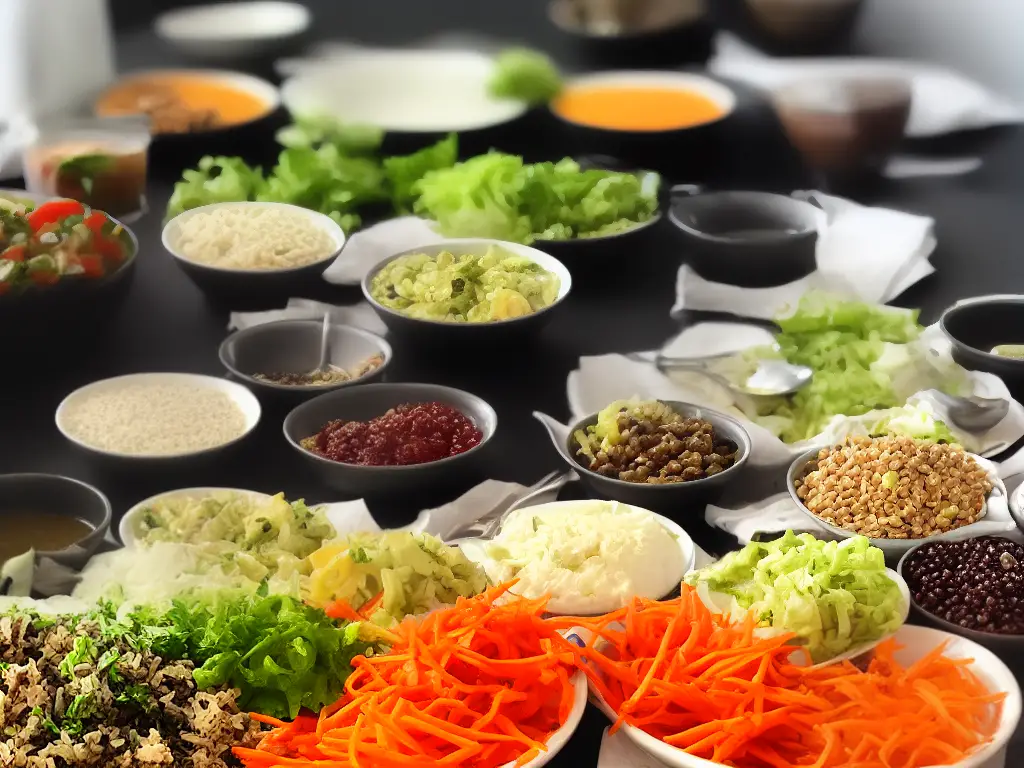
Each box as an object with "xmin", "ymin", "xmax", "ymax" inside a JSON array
[
  {"xmin": 773, "ymin": 76, "xmax": 912, "ymax": 184},
  {"xmin": 536, "ymin": 403, "xmax": 751, "ymax": 520},
  {"xmin": 283, "ymin": 382, "xmax": 498, "ymax": 498},
  {"xmin": 0, "ymin": 473, "xmax": 112, "ymax": 569},
  {"xmin": 668, "ymin": 188, "xmax": 826, "ymax": 287},
  {"xmin": 220, "ymin": 320, "xmax": 393, "ymax": 401},
  {"xmin": 940, "ymin": 295, "xmax": 1024, "ymax": 402},
  {"xmin": 743, "ymin": 0, "xmax": 865, "ymax": 55},
  {"xmin": 547, "ymin": 0, "xmax": 714, "ymax": 68},
  {"xmin": 119, "ymin": 487, "xmax": 274, "ymax": 547}
]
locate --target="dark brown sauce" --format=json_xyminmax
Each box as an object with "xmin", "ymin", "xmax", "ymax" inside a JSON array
[{"xmin": 0, "ymin": 512, "xmax": 93, "ymax": 561}]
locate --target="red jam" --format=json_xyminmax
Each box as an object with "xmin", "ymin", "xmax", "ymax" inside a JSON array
[{"xmin": 308, "ymin": 402, "xmax": 483, "ymax": 466}]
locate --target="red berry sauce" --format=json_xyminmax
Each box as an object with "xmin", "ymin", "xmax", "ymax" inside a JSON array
[{"xmin": 309, "ymin": 402, "xmax": 483, "ymax": 466}]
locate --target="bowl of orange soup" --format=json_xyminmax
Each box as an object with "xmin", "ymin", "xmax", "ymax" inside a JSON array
[{"xmin": 549, "ymin": 71, "xmax": 736, "ymax": 177}]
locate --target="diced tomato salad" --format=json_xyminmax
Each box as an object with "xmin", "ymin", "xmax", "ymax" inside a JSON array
[{"xmin": 0, "ymin": 199, "xmax": 129, "ymax": 293}]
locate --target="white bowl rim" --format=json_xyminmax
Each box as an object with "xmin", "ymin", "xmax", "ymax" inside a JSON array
[
  {"xmin": 283, "ymin": 382, "xmax": 499, "ymax": 473},
  {"xmin": 500, "ymin": 669, "xmax": 588, "ymax": 768},
  {"xmin": 162, "ymin": 201, "xmax": 347, "ymax": 276},
  {"xmin": 550, "ymin": 70, "xmax": 738, "ymax": 131},
  {"xmin": 98, "ymin": 68, "xmax": 281, "ymax": 116},
  {"xmin": 156, "ymin": 1, "xmax": 311, "ymax": 42},
  {"xmin": 119, "ymin": 486, "xmax": 275, "ymax": 547},
  {"xmin": 590, "ymin": 623, "xmax": 1022, "ymax": 768},
  {"xmin": 361, "ymin": 238, "xmax": 573, "ymax": 328},
  {"xmin": 457, "ymin": 499, "xmax": 698, "ymax": 616},
  {"xmin": 280, "ymin": 49, "xmax": 530, "ymax": 134},
  {"xmin": 56, "ymin": 372, "xmax": 262, "ymax": 461}
]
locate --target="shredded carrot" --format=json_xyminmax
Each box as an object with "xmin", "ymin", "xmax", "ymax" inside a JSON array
[
  {"xmin": 549, "ymin": 585, "xmax": 1005, "ymax": 768},
  {"xmin": 235, "ymin": 583, "xmax": 578, "ymax": 768}
]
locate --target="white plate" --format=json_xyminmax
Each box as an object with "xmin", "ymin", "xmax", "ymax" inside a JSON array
[
  {"xmin": 119, "ymin": 487, "xmax": 274, "ymax": 547},
  {"xmin": 156, "ymin": 2, "xmax": 310, "ymax": 60},
  {"xmin": 590, "ymin": 624, "xmax": 1021, "ymax": 768},
  {"xmin": 280, "ymin": 49, "xmax": 529, "ymax": 133},
  {"xmin": 55, "ymin": 372, "xmax": 262, "ymax": 460}
]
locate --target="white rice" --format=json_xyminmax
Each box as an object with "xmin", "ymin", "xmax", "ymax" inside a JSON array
[
  {"xmin": 172, "ymin": 205, "xmax": 337, "ymax": 270},
  {"xmin": 60, "ymin": 380, "xmax": 248, "ymax": 456}
]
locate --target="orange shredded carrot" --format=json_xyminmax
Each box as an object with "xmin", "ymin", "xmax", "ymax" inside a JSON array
[
  {"xmin": 235, "ymin": 583, "xmax": 577, "ymax": 768},
  {"xmin": 549, "ymin": 585, "xmax": 1005, "ymax": 768}
]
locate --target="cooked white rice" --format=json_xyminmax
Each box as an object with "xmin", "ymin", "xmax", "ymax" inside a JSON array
[
  {"xmin": 60, "ymin": 380, "xmax": 249, "ymax": 456},
  {"xmin": 172, "ymin": 205, "xmax": 337, "ymax": 270}
]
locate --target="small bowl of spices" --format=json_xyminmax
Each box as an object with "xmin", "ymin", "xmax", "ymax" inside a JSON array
[
  {"xmin": 283, "ymin": 382, "xmax": 497, "ymax": 497},
  {"xmin": 788, "ymin": 436, "xmax": 1009, "ymax": 557},
  {"xmin": 220, "ymin": 319, "xmax": 392, "ymax": 400},
  {"xmin": 536, "ymin": 399, "xmax": 750, "ymax": 517},
  {"xmin": 899, "ymin": 535, "xmax": 1024, "ymax": 651}
]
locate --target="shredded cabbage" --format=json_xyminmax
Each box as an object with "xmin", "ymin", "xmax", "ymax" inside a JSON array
[{"xmin": 685, "ymin": 531, "xmax": 905, "ymax": 663}]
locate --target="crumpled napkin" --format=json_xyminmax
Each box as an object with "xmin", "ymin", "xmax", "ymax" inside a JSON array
[
  {"xmin": 706, "ymin": 455, "xmax": 1019, "ymax": 545},
  {"xmin": 228, "ymin": 298, "xmax": 387, "ymax": 334},
  {"xmin": 566, "ymin": 322, "xmax": 1024, "ymax": 467},
  {"xmin": 672, "ymin": 192, "xmax": 936, "ymax": 320},
  {"xmin": 710, "ymin": 31, "xmax": 1024, "ymax": 138},
  {"xmin": 322, "ymin": 217, "xmax": 442, "ymax": 286}
]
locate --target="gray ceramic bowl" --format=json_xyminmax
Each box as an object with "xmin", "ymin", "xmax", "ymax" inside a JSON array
[
  {"xmin": 537, "ymin": 402, "xmax": 751, "ymax": 519},
  {"xmin": 898, "ymin": 534, "xmax": 1024, "ymax": 653},
  {"xmin": 362, "ymin": 239, "xmax": 572, "ymax": 343},
  {"xmin": 283, "ymin": 382, "xmax": 498, "ymax": 497},
  {"xmin": 219, "ymin": 320, "xmax": 392, "ymax": 400},
  {"xmin": 787, "ymin": 446, "xmax": 1006, "ymax": 558},
  {"xmin": 0, "ymin": 473, "xmax": 112, "ymax": 569},
  {"xmin": 941, "ymin": 295, "xmax": 1024, "ymax": 403},
  {"xmin": 668, "ymin": 187, "xmax": 826, "ymax": 287}
]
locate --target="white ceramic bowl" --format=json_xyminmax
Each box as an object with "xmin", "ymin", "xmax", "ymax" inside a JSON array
[
  {"xmin": 504, "ymin": 670, "xmax": 588, "ymax": 768},
  {"xmin": 595, "ymin": 624, "xmax": 1022, "ymax": 768},
  {"xmin": 119, "ymin": 487, "xmax": 274, "ymax": 546},
  {"xmin": 56, "ymin": 373, "xmax": 261, "ymax": 461},
  {"xmin": 155, "ymin": 2, "xmax": 311, "ymax": 60},
  {"xmin": 281, "ymin": 49, "xmax": 529, "ymax": 133},
  {"xmin": 458, "ymin": 499, "xmax": 696, "ymax": 616}
]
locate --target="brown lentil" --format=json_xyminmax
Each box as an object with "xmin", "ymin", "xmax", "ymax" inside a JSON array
[{"xmin": 795, "ymin": 436, "xmax": 992, "ymax": 539}]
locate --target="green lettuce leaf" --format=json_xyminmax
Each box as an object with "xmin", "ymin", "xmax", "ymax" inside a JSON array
[
  {"xmin": 384, "ymin": 134, "xmax": 458, "ymax": 213},
  {"xmin": 166, "ymin": 156, "xmax": 266, "ymax": 221},
  {"xmin": 488, "ymin": 48, "xmax": 562, "ymax": 104}
]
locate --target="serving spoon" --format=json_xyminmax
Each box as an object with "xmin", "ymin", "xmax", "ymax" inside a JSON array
[
  {"xmin": 924, "ymin": 389, "xmax": 1009, "ymax": 433},
  {"xmin": 627, "ymin": 351, "xmax": 814, "ymax": 397},
  {"xmin": 446, "ymin": 470, "xmax": 577, "ymax": 543}
]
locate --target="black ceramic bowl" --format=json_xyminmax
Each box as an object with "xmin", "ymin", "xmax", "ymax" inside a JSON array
[
  {"xmin": 361, "ymin": 239, "xmax": 572, "ymax": 344},
  {"xmin": 0, "ymin": 473, "xmax": 112, "ymax": 569},
  {"xmin": 898, "ymin": 534, "xmax": 1024, "ymax": 653},
  {"xmin": 162, "ymin": 201, "xmax": 346, "ymax": 309},
  {"xmin": 741, "ymin": 0, "xmax": 865, "ymax": 56},
  {"xmin": 549, "ymin": 70, "xmax": 737, "ymax": 179},
  {"xmin": 220, "ymin": 319, "xmax": 392, "ymax": 400},
  {"xmin": 941, "ymin": 295, "xmax": 1024, "ymax": 401},
  {"xmin": 668, "ymin": 188, "xmax": 825, "ymax": 287},
  {"xmin": 538, "ymin": 402, "xmax": 751, "ymax": 519},
  {"xmin": 283, "ymin": 382, "xmax": 498, "ymax": 497},
  {"xmin": 547, "ymin": 0, "xmax": 715, "ymax": 69}
]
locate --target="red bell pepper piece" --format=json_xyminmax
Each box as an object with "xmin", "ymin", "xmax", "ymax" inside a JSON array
[
  {"xmin": 26, "ymin": 200, "xmax": 86, "ymax": 230},
  {"xmin": 79, "ymin": 254, "xmax": 105, "ymax": 278},
  {"xmin": 2, "ymin": 245, "xmax": 25, "ymax": 262},
  {"xmin": 83, "ymin": 211, "xmax": 109, "ymax": 236},
  {"xmin": 95, "ymin": 237, "xmax": 125, "ymax": 263},
  {"xmin": 29, "ymin": 270, "xmax": 60, "ymax": 287}
]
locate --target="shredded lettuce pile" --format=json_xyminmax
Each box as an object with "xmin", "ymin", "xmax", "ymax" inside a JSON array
[
  {"xmin": 685, "ymin": 531, "xmax": 905, "ymax": 663},
  {"xmin": 740, "ymin": 294, "xmax": 969, "ymax": 442},
  {"xmin": 412, "ymin": 153, "xmax": 660, "ymax": 244},
  {"xmin": 487, "ymin": 48, "xmax": 562, "ymax": 104}
]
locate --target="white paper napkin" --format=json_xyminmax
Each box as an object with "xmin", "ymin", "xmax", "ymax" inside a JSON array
[
  {"xmin": 710, "ymin": 32, "xmax": 1024, "ymax": 138},
  {"xmin": 321, "ymin": 217, "xmax": 443, "ymax": 286},
  {"xmin": 672, "ymin": 192, "xmax": 936, "ymax": 320},
  {"xmin": 228, "ymin": 298, "xmax": 387, "ymax": 335},
  {"xmin": 566, "ymin": 322, "xmax": 1024, "ymax": 468}
]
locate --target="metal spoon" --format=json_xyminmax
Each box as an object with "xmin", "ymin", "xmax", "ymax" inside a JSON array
[
  {"xmin": 631, "ymin": 352, "xmax": 813, "ymax": 397},
  {"xmin": 309, "ymin": 313, "xmax": 332, "ymax": 377},
  {"xmin": 925, "ymin": 390, "xmax": 1009, "ymax": 433},
  {"xmin": 446, "ymin": 470, "xmax": 577, "ymax": 543}
]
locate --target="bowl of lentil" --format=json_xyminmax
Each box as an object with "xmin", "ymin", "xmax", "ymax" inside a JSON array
[
  {"xmin": 161, "ymin": 201, "xmax": 346, "ymax": 307},
  {"xmin": 55, "ymin": 372, "xmax": 262, "ymax": 464},
  {"xmin": 219, "ymin": 319, "xmax": 392, "ymax": 400},
  {"xmin": 787, "ymin": 436, "xmax": 1012, "ymax": 557},
  {"xmin": 538, "ymin": 399, "xmax": 751, "ymax": 516},
  {"xmin": 282, "ymin": 382, "xmax": 498, "ymax": 497},
  {"xmin": 899, "ymin": 534, "xmax": 1024, "ymax": 652}
]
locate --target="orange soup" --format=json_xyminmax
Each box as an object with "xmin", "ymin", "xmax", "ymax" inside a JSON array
[
  {"xmin": 96, "ymin": 74, "xmax": 271, "ymax": 134},
  {"xmin": 554, "ymin": 84, "xmax": 728, "ymax": 132}
]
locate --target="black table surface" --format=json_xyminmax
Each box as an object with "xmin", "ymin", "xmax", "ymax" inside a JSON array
[{"xmin": 5, "ymin": 0, "xmax": 1024, "ymax": 764}]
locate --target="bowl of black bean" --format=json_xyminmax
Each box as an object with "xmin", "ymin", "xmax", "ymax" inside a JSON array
[
  {"xmin": 898, "ymin": 535, "xmax": 1024, "ymax": 651},
  {"xmin": 535, "ymin": 398, "xmax": 751, "ymax": 519}
]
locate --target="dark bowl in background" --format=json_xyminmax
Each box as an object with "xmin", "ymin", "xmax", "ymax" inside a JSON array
[
  {"xmin": 283, "ymin": 382, "xmax": 498, "ymax": 498},
  {"xmin": 547, "ymin": 0, "xmax": 715, "ymax": 69},
  {"xmin": 667, "ymin": 186, "xmax": 825, "ymax": 286},
  {"xmin": 0, "ymin": 473, "xmax": 112, "ymax": 569},
  {"xmin": 941, "ymin": 295, "xmax": 1024, "ymax": 401},
  {"xmin": 734, "ymin": 0, "xmax": 866, "ymax": 56}
]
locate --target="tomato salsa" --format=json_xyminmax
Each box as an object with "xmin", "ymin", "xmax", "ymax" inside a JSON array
[
  {"xmin": 0, "ymin": 199, "xmax": 130, "ymax": 294},
  {"xmin": 301, "ymin": 402, "xmax": 483, "ymax": 466}
]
